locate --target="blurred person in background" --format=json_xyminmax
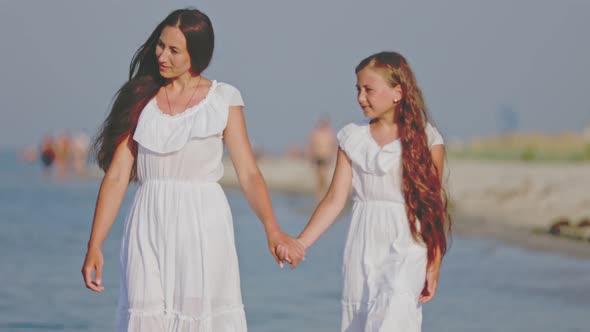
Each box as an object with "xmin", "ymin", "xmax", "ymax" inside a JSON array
[
  {"xmin": 308, "ymin": 116, "xmax": 337, "ymax": 201},
  {"xmin": 54, "ymin": 131, "xmax": 71, "ymax": 177},
  {"xmin": 40, "ymin": 134, "xmax": 56, "ymax": 174},
  {"xmin": 71, "ymin": 131, "xmax": 89, "ymax": 175}
]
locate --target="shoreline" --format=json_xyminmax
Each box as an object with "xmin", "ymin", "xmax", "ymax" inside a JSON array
[
  {"xmin": 84, "ymin": 157, "xmax": 590, "ymax": 259},
  {"xmin": 452, "ymin": 212, "xmax": 590, "ymax": 260},
  {"xmin": 221, "ymin": 157, "xmax": 590, "ymax": 260}
]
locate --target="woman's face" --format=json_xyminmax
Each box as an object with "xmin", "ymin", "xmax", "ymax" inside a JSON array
[
  {"xmin": 155, "ymin": 26, "xmax": 192, "ymax": 78},
  {"xmin": 356, "ymin": 67, "xmax": 402, "ymax": 119}
]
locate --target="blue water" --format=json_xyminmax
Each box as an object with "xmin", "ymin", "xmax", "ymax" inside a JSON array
[{"xmin": 1, "ymin": 150, "xmax": 589, "ymax": 332}]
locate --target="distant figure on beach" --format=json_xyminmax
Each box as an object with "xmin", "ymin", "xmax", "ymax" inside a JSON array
[
  {"xmin": 308, "ymin": 117, "xmax": 337, "ymax": 201},
  {"xmin": 40, "ymin": 135, "xmax": 56, "ymax": 173},
  {"xmin": 54, "ymin": 131, "xmax": 71, "ymax": 177},
  {"xmin": 80, "ymin": 9, "xmax": 304, "ymax": 331},
  {"xmin": 70, "ymin": 131, "xmax": 89, "ymax": 175},
  {"xmin": 279, "ymin": 52, "xmax": 451, "ymax": 332}
]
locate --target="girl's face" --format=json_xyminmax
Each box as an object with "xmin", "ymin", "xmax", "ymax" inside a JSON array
[
  {"xmin": 155, "ymin": 26, "xmax": 192, "ymax": 79},
  {"xmin": 356, "ymin": 67, "xmax": 402, "ymax": 119}
]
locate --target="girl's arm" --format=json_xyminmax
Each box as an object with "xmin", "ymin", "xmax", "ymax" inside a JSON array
[
  {"xmin": 82, "ymin": 135, "xmax": 135, "ymax": 292},
  {"xmin": 224, "ymin": 106, "xmax": 304, "ymax": 266},
  {"xmin": 429, "ymin": 144, "xmax": 445, "ymax": 273},
  {"xmin": 297, "ymin": 147, "xmax": 352, "ymax": 250},
  {"xmin": 419, "ymin": 144, "xmax": 445, "ymax": 303}
]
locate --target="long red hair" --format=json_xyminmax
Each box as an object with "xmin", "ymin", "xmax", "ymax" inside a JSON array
[{"xmin": 356, "ymin": 52, "xmax": 451, "ymax": 265}]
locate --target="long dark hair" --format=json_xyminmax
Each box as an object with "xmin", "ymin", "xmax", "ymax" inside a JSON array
[
  {"xmin": 356, "ymin": 52, "xmax": 451, "ymax": 265},
  {"xmin": 93, "ymin": 8, "xmax": 214, "ymax": 180}
]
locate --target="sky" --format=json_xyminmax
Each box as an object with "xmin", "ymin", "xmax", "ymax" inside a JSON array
[{"xmin": 0, "ymin": 0, "xmax": 589, "ymax": 151}]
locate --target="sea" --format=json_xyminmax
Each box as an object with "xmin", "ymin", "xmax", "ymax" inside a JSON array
[{"xmin": 1, "ymin": 150, "xmax": 589, "ymax": 332}]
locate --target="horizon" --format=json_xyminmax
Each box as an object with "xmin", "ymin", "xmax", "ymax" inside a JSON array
[{"xmin": 1, "ymin": 1, "xmax": 589, "ymax": 151}]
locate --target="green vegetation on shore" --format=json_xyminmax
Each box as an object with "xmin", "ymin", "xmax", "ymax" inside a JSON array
[{"xmin": 447, "ymin": 132, "xmax": 590, "ymax": 161}]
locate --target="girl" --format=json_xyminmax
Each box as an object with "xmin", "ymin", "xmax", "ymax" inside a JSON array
[
  {"xmin": 80, "ymin": 9, "xmax": 304, "ymax": 331},
  {"xmin": 284, "ymin": 51, "xmax": 450, "ymax": 331}
]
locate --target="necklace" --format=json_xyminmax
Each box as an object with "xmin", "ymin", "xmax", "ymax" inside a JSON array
[{"xmin": 163, "ymin": 75, "xmax": 202, "ymax": 115}]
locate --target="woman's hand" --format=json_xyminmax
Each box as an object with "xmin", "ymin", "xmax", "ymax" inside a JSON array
[
  {"xmin": 276, "ymin": 239, "xmax": 307, "ymax": 270},
  {"xmin": 267, "ymin": 231, "xmax": 305, "ymax": 269},
  {"xmin": 419, "ymin": 266, "xmax": 439, "ymax": 303},
  {"xmin": 81, "ymin": 246, "xmax": 105, "ymax": 292}
]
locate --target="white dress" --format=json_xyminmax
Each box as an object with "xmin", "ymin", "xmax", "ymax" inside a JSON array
[
  {"xmin": 115, "ymin": 81, "xmax": 248, "ymax": 332},
  {"xmin": 337, "ymin": 120, "xmax": 444, "ymax": 332}
]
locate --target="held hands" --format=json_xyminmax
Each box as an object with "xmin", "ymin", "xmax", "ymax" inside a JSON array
[
  {"xmin": 275, "ymin": 235, "xmax": 307, "ymax": 270},
  {"xmin": 419, "ymin": 266, "xmax": 439, "ymax": 303},
  {"xmin": 81, "ymin": 246, "xmax": 105, "ymax": 292},
  {"xmin": 267, "ymin": 230, "xmax": 306, "ymax": 269}
]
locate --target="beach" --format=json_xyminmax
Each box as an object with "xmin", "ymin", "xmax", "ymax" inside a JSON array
[
  {"xmin": 219, "ymin": 157, "xmax": 590, "ymax": 258},
  {"xmin": 446, "ymin": 159, "xmax": 590, "ymax": 258},
  {"xmin": 3, "ymin": 150, "xmax": 590, "ymax": 331},
  {"xmin": 83, "ymin": 156, "xmax": 590, "ymax": 258}
]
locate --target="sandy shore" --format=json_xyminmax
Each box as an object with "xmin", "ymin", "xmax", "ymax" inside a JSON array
[
  {"xmin": 85, "ymin": 157, "xmax": 590, "ymax": 258},
  {"xmin": 445, "ymin": 159, "xmax": 590, "ymax": 258},
  {"xmin": 221, "ymin": 157, "xmax": 590, "ymax": 259},
  {"xmin": 446, "ymin": 160, "xmax": 590, "ymax": 229}
]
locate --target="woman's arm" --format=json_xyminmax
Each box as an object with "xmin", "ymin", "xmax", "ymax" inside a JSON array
[
  {"xmin": 81, "ymin": 135, "xmax": 135, "ymax": 292},
  {"xmin": 224, "ymin": 106, "xmax": 304, "ymax": 267},
  {"xmin": 297, "ymin": 147, "xmax": 352, "ymax": 250}
]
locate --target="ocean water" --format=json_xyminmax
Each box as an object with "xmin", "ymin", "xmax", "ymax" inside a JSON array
[{"xmin": 1, "ymin": 150, "xmax": 589, "ymax": 332}]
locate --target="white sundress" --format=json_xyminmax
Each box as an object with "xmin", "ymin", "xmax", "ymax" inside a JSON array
[
  {"xmin": 115, "ymin": 81, "xmax": 248, "ymax": 332},
  {"xmin": 337, "ymin": 120, "xmax": 444, "ymax": 332}
]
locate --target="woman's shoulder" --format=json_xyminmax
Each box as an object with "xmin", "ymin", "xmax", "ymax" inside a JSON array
[{"xmin": 214, "ymin": 81, "xmax": 244, "ymax": 106}]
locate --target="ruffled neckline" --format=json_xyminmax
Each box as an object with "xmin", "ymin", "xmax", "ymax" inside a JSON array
[
  {"xmin": 133, "ymin": 80, "xmax": 236, "ymax": 154},
  {"xmin": 150, "ymin": 80, "xmax": 218, "ymax": 119},
  {"xmin": 338, "ymin": 120, "xmax": 443, "ymax": 175},
  {"xmin": 337, "ymin": 121, "xmax": 402, "ymax": 175},
  {"xmin": 365, "ymin": 122, "xmax": 401, "ymax": 149}
]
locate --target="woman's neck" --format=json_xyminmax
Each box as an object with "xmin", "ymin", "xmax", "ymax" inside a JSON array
[{"xmin": 168, "ymin": 72, "xmax": 201, "ymax": 92}]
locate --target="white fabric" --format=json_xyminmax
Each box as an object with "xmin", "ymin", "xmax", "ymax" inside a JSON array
[
  {"xmin": 133, "ymin": 80, "xmax": 244, "ymax": 154},
  {"xmin": 117, "ymin": 81, "xmax": 247, "ymax": 332},
  {"xmin": 336, "ymin": 120, "xmax": 443, "ymax": 332}
]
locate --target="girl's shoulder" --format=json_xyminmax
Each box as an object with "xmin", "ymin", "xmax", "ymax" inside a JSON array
[
  {"xmin": 425, "ymin": 122, "xmax": 444, "ymax": 147},
  {"xmin": 336, "ymin": 120, "xmax": 370, "ymax": 143}
]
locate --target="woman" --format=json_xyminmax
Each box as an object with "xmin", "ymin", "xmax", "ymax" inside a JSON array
[{"xmin": 81, "ymin": 8, "xmax": 304, "ymax": 331}]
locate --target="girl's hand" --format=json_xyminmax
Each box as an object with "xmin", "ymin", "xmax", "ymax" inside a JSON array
[
  {"xmin": 267, "ymin": 231, "xmax": 305, "ymax": 269},
  {"xmin": 419, "ymin": 266, "xmax": 439, "ymax": 303},
  {"xmin": 276, "ymin": 240, "xmax": 306, "ymax": 270},
  {"xmin": 81, "ymin": 246, "xmax": 105, "ymax": 292}
]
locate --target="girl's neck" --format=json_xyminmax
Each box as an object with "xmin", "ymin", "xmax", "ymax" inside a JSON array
[{"xmin": 371, "ymin": 108, "xmax": 397, "ymax": 127}]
